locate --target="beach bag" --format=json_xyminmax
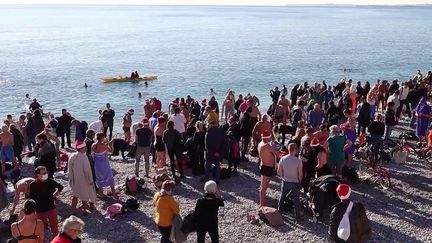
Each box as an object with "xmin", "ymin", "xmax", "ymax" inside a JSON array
[
  {"xmin": 125, "ymin": 175, "xmax": 138, "ymax": 193},
  {"xmin": 348, "ymin": 203, "xmax": 371, "ymax": 243},
  {"xmin": 105, "ymin": 203, "xmax": 123, "ymax": 219},
  {"xmin": 338, "ymin": 201, "xmax": 354, "ymax": 240},
  {"xmin": 258, "ymin": 207, "xmax": 284, "ymax": 226},
  {"xmin": 122, "ymin": 198, "xmax": 140, "ymax": 212},
  {"xmin": 393, "ymin": 150, "xmax": 407, "ymax": 164},
  {"xmin": 181, "ymin": 212, "xmax": 196, "ymax": 234}
]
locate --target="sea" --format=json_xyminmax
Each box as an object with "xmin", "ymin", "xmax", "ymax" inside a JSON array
[{"xmin": 0, "ymin": 4, "xmax": 431, "ymax": 126}]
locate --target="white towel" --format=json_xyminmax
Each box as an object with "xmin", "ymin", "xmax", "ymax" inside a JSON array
[{"xmin": 337, "ymin": 201, "xmax": 354, "ymax": 241}]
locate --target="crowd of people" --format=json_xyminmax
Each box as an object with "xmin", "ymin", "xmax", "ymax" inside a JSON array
[{"xmin": 0, "ymin": 70, "xmax": 431, "ymax": 242}]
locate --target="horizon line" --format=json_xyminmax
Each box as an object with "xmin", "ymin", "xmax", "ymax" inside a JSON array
[{"xmin": 1, "ymin": 3, "xmax": 432, "ymax": 7}]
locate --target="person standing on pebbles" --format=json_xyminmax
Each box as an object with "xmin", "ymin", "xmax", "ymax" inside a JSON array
[
  {"xmin": 194, "ymin": 180, "xmax": 224, "ymax": 243},
  {"xmin": 153, "ymin": 180, "xmax": 179, "ymax": 243},
  {"xmin": 29, "ymin": 166, "xmax": 63, "ymax": 238},
  {"xmin": 277, "ymin": 143, "xmax": 303, "ymax": 222},
  {"xmin": 92, "ymin": 133, "xmax": 117, "ymax": 199},
  {"xmin": 122, "ymin": 108, "xmax": 134, "ymax": 143},
  {"xmin": 101, "ymin": 103, "xmax": 115, "ymax": 141},
  {"xmin": 68, "ymin": 141, "xmax": 97, "ymax": 215},
  {"xmin": 257, "ymin": 130, "xmax": 279, "ymax": 207}
]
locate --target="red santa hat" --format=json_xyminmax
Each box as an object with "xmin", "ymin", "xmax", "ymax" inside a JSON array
[
  {"xmin": 261, "ymin": 130, "xmax": 272, "ymax": 139},
  {"xmin": 75, "ymin": 141, "xmax": 86, "ymax": 150},
  {"xmin": 45, "ymin": 124, "xmax": 52, "ymax": 131},
  {"xmin": 336, "ymin": 184, "xmax": 352, "ymax": 200},
  {"xmin": 311, "ymin": 137, "xmax": 320, "ymax": 147}
]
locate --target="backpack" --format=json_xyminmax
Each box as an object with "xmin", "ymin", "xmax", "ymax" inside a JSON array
[
  {"xmin": 125, "ymin": 175, "xmax": 138, "ymax": 193},
  {"xmin": 348, "ymin": 203, "xmax": 371, "ymax": 243}
]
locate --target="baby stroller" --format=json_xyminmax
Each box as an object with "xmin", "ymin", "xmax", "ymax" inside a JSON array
[{"xmin": 307, "ymin": 175, "xmax": 341, "ymax": 223}]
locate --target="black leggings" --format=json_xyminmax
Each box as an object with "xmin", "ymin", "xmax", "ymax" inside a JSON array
[
  {"xmin": 241, "ymin": 136, "xmax": 251, "ymax": 157},
  {"xmin": 197, "ymin": 227, "xmax": 219, "ymax": 243},
  {"xmin": 167, "ymin": 150, "xmax": 184, "ymax": 178},
  {"xmin": 158, "ymin": 225, "xmax": 172, "ymax": 243},
  {"xmin": 103, "ymin": 125, "xmax": 113, "ymax": 140}
]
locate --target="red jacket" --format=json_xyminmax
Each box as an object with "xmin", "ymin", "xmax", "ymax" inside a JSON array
[{"xmin": 51, "ymin": 233, "xmax": 78, "ymax": 243}]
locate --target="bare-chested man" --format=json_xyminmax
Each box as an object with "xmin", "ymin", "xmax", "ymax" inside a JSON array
[
  {"xmin": 278, "ymin": 94, "xmax": 291, "ymax": 122},
  {"xmin": 248, "ymin": 100, "xmax": 261, "ymax": 122},
  {"xmin": 10, "ymin": 177, "xmax": 36, "ymax": 215},
  {"xmin": 252, "ymin": 115, "xmax": 272, "ymax": 147},
  {"xmin": 257, "ymin": 130, "xmax": 279, "ymax": 207},
  {"xmin": 0, "ymin": 124, "xmax": 19, "ymax": 175}
]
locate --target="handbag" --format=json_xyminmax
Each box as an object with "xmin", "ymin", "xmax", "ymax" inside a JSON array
[
  {"xmin": 337, "ymin": 201, "xmax": 354, "ymax": 241},
  {"xmin": 181, "ymin": 212, "xmax": 196, "ymax": 234}
]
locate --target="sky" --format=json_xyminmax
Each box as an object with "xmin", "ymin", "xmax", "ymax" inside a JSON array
[{"xmin": 1, "ymin": 0, "xmax": 431, "ymax": 5}]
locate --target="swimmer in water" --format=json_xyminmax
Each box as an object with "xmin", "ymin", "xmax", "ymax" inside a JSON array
[
  {"xmin": 84, "ymin": 83, "xmax": 88, "ymax": 88},
  {"xmin": 144, "ymin": 82, "xmax": 148, "ymax": 87},
  {"xmin": 138, "ymin": 92, "xmax": 142, "ymax": 99},
  {"xmin": 25, "ymin": 94, "xmax": 30, "ymax": 99},
  {"xmin": 210, "ymin": 88, "xmax": 216, "ymax": 95}
]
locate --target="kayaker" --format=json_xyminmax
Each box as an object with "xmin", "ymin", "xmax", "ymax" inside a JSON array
[
  {"xmin": 84, "ymin": 83, "xmax": 88, "ymax": 88},
  {"xmin": 130, "ymin": 72, "xmax": 136, "ymax": 79},
  {"xmin": 134, "ymin": 71, "xmax": 139, "ymax": 79}
]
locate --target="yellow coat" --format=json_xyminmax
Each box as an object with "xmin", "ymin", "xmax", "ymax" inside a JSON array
[{"xmin": 153, "ymin": 192, "xmax": 180, "ymax": 227}]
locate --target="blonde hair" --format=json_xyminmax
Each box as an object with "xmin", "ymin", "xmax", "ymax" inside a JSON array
[{"xmin": 329, "ymin": 125, "xmax": 339, "ymax": 135}]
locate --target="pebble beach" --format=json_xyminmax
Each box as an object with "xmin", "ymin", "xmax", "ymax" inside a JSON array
[{"xmin": 1, "ymin": 124, "xmax": 431, "ymax": 243}]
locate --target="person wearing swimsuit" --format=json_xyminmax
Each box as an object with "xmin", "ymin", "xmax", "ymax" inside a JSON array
[
  {"xmin": 154, "ymin": 117, "xmax": 167, "ymax": 168},
  {"xmin": 11, "ymin": 199, "xmax": 44, "ymax": 243}
]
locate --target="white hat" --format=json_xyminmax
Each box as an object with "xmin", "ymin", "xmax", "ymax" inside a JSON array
[{"xmin": 204, "ymin": 180, "xmax": 217, "ymax": 194}]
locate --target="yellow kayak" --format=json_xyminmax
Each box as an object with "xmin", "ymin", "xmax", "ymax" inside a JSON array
[{"xmin": 101, "ymin": 75, "xmax": 158, "ymax": 83}]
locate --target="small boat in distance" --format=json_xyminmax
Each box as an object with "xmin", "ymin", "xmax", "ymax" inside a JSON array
[{"xmin": 101, "ymin": 75, "xmax": 158, "ymax": 83}]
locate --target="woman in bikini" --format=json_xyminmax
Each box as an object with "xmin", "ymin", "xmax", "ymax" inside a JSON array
[
  {"xmin": 154, "ymin": 117, "xmax": 167, "ymax": 168},
  {"xmin": 11, "ymin": 199, "xmax": 44, "ymax": 243}
]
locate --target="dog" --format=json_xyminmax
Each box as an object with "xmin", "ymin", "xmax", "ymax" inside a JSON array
[{"xmin": 110, "ymin": 138, "xmax": 133, "ymax": 159}]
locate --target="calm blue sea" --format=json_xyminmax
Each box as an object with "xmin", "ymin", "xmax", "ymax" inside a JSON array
[{"xmin": 0, "ymin": 5, "xmax": 431, "ymax": 125}]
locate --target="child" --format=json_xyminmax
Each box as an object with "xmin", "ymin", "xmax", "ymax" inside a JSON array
[{"xmin": 384, "ymin": 102, "xmax": 397, "ymax": 139}]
